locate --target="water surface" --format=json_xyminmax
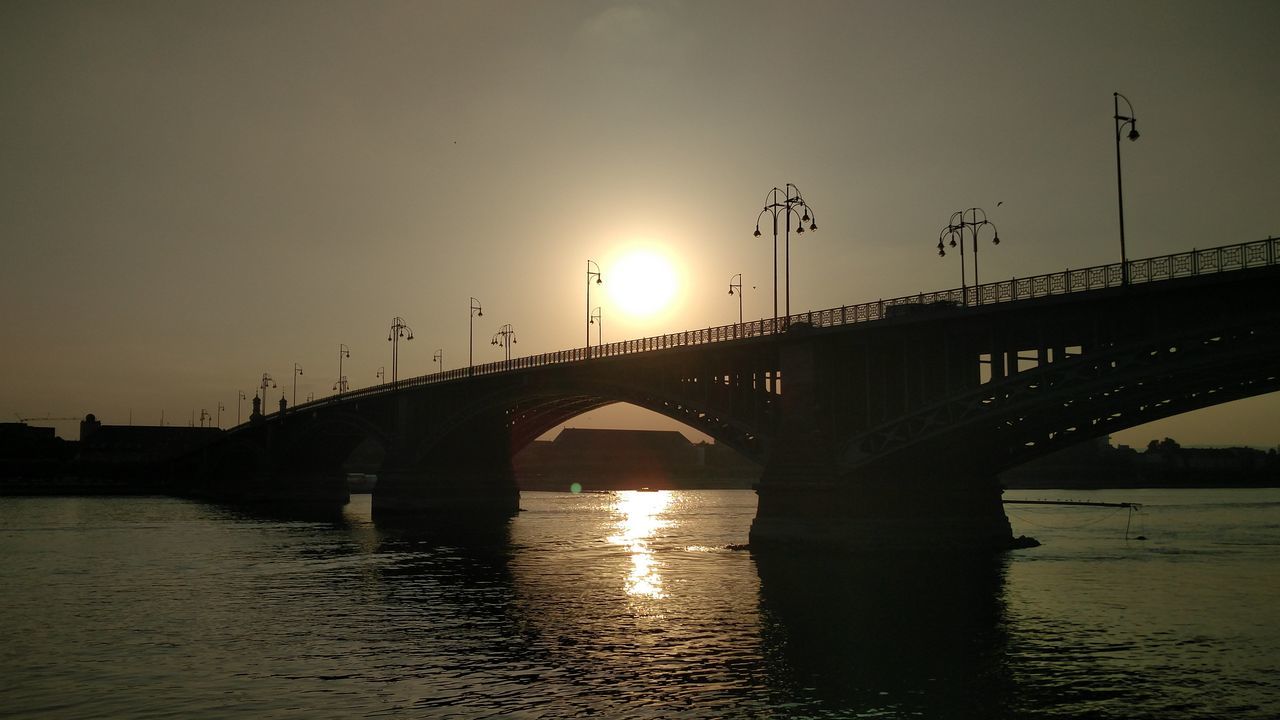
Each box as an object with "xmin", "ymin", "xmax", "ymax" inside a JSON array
[{"xmin": 1, "ymin": 488, "xmax": 1276, "ymax": 718}]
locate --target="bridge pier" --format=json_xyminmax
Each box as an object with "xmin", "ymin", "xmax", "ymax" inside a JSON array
[
  {"xmin": 750, "ymin": 329, "xmax": 1017, "ymax": 553},
  {"xmin": 750, "ymin": 473, "xmax": 1016, "ymax": 553},
  {"xmin": 371, "ymin": 469, "xmax": 520, "ymax": 520},
  {"xmin": 371, "ymin": 416, "xmax": 520, "ymax": 522}
]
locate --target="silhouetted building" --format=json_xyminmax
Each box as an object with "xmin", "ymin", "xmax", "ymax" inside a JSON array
[{"xmin": 514, "ymin": 428, "xmax": 759, "ymax": 490}]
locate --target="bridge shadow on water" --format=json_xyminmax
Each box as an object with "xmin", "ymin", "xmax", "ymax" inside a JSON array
[{"xmin": 753, "ymin": 549, "xmax": 1016, "ymax": 718}]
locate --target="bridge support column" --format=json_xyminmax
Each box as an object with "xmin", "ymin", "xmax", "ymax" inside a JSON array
[
  {"xmin": 750, "ymin": 474, "xmax": 1016, "ymax": 553},
  {"xmin": 372, "ymin": 416, "xmax": 520, "ymax": 522},
  {"xmin": 751, "ymin": 329, "xmax": 1018, "ymax": 553}
]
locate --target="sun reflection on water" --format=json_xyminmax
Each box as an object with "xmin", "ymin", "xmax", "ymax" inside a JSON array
[{"xmin": 607, "ymin": 490, "xmax": 672, "ymax": 599}]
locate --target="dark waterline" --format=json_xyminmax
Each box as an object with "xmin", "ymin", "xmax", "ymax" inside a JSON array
[{"xmin": 1, "ymin": 489, "xmax": 1277, "ymax": 718}]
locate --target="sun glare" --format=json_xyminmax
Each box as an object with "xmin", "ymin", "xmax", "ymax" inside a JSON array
[{"xmin": 607, "ymin": 248, "xmax": 678, "ymax": 318}]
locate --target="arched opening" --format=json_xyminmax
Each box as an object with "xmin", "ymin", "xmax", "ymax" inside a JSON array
[{"xmin": 513, "ymin": 401, "xmax": 761, "ymax": 493}]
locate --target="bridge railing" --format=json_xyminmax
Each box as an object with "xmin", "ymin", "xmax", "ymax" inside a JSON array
[{"xmin": 277, "ymin": 236, "xmax": 1279, "ymax": 421}]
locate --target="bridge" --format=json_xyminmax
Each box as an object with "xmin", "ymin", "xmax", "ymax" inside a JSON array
[{"xmin": 176, "ymin": 237, "xmax": 1280, "ymax": 552}]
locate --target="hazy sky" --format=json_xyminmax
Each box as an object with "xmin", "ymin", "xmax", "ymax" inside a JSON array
[{"xmin": 3, "ymin": 0, "xmax": 1278, "ymax": 447}]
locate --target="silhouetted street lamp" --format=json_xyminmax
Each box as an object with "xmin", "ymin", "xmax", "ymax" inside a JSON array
[
  {"xmin": 335, "ymin": 344, "xmax": 350, "ymax": 394},
  {"xmin": 491, "ymin": 323, "xmax": 517, "ymax": 365},
  {"xmin": 259, "ymin": 373, "xmax": 276, "ymax": 406},
  {"xmin": 1114, "ymin": 91, "xmax": 1140, "ymax": 287},
  {"xmin": 216, "ymin": 401, "xmax": 224, "ymax": 429},
  {"xmin": 237, "ymin": 390, "xmax": 246, "ymax": 425},
  {"xmin": 937, "ymin": 207, "xmax": 1001, "ymax": 305},
  {"xmin": 586, "ymin": 260, "xmax": 602, "ymax": 348},
  {"xmin": 433, "ymin": 348, "xmax": 443, "ymax": 375},
  {"xmin": 387, "ymin": 317, "xmax": 413, "ymax": 383},
  {"xmin": 199, "ymin": 409, "xmax": 210, "ymax": 428},
  {"xmin": 728, "ymin": 273, "xmax": 743, "ymax": 324},
  {"xmin": 589, "ymin": 307, "xmax": 602, "ymax": 346},
  {"xmin": 469, "ymin": 298, "xmax": 483, "ymax": 376},
  {"xmin": 754, "ymin": 184, "xmax": 817, "ymax": 326},
  {"xmin": 376, "ymin": 366, "xmax": 385, "ymax": 384},
  {"xmin": 291, "ymin": 363, "xmax": 303, "ymax": 408}
]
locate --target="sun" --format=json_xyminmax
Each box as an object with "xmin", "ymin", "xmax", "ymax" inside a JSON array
[{"xmin": 607, "ymin": 248, "xmax": 678, "ymax": 318}]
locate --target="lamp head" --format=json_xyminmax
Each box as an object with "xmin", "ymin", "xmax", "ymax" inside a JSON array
[
  {"xmin": 795, "ymin": 224, "xmax": 805, "ymax": 234},
  {"xmin": 809, "ymin": 222, "xmax": 817, "ymax": 231},
  {"xmin": 596, "ymin": 276, "xmax": 602, "ymax": 285},
  {"xmin": 753, "ymin": 227, "xmax": 761, "ymax": 238},
  {"xmin": 728, "ymin": 287, "xmax": 734, "ymax": 295},
  {"xmin": 949, "ymin": 238, "xmax": 957, "ymax": 248},
  {"xmin": 938, "ymin": 247, "xmax": 946, "ymax": 257},
  {"xmin": 992, "ymin": 234, "xmax": 1001, "ymax": 246},
  {"xmin": 1127, "ymin": 126, "xmax": 1140, "ymax": 141}
]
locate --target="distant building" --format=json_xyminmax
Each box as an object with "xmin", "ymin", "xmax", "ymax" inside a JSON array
[{"xmin": 78, "ymin": 413, "xmax": 222, "ymax": 465}]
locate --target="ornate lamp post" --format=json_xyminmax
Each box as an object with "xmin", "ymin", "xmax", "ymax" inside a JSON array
[
  {"xmin": 292, "ymin": 363, "xmax": 303, "ymax": 408},
  {"xmin": 335, "ymin": 344, "xmax": 350, "ymax": 394},
  {"xmin": 937, "ymin": 207, "xmax": 1001, "ymax": 305},
  {"xmin": 754, "ymin": 184, "xmax": 817, "ymax": 327},
  {"xmin": 433, "ymin": 348, "xmax": 443, "ymax": 374},
  {"xmin": 259, "ymin": 373, "xmax": 276, "ymax": 406},
  {"xmin": 491, "ymin": 323, "xmax": 517, "ymax": 366},
  {"xmin": 469, "ymin": 298, "xmax": 483, "ymax": 376},
  {"xmin": 1114, "ymin": 92, "xmax": 1140, "ymax": 287},
  {"xmin": 387, "ymin": 317, "xmax": 413, "ymax": 383},
  {"xmin": 589, "ymin": 307, "xmax": 602, "ymax": 346},
  {"xmin": 728, "ymin": 273, "xmax": 743, "ymax": 324},
  {"xmin": 586, "ymin": 260, "xmax": 602, "ymax": 349}
]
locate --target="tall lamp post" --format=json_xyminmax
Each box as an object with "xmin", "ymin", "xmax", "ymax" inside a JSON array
[
  {"xmin": 335, "ymin": 344, "xmax": 350, "ymax": 394},
  {"xmin": 589, "ymin": 307, "xmax": 602, "ymax": 346},
  {"xmin": 469, "ymin": 298, "xmax": 483, "ymax": 376},
  {"xmin": 728, "ymin": 273, "xmax": 743, "ymax": 324},
  {"xmin": 259, "ymin": 373, "xmax": 276, "ymax": 407},
  {"xmin": 216, "ymin": 401, "xmax": 224, "ymax": 429},
  {"xmin": 754, "ymin": 184, "xmax": 817, "ymax": 327},
  {"xmin": 292, "ymin": 363, "xmax": 303, "ymax": 408},
  {"xmin": 433, "ymin": 348, "xmax": 443, "ymax": 375},
  {"xmin": 586, "ymin": 260, "xmax": 602, "ymax": 349},
  {"xmin": 1114, "ymin": 92, "xmax": 1140, "ymax": 287},
  {"xmin": 937, "ymin": 207, "xmax": 1001, "ymax": 306},
  {"xmin": 237, "ymin": 390, "xmax": 246, "ymax": 425},
  {"xmin": 491, "ymin": 323, "xmax": 517, "ymax": 366},
  {"xmin": 387, "ymin": 317, "xmax": 413, "ymax": 383}
]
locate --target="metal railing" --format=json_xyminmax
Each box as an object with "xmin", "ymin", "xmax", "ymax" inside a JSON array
[{"xmin": 276, "ymin": 236, "xmax": 1280, "ymax": 421}]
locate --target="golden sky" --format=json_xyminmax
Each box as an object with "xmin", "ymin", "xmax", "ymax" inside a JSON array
[{"xmin": 2, "ymin": 0, "xmax": 1277, "ymax": 447}]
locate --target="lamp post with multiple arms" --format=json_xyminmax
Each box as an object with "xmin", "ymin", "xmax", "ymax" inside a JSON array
[
  {"xmin": 586, "ymin": 260, "xmax": 602, "ymax": 349},
  {"xmin": 754, "ymin": 184, "xmax": 817, "ymax": 327},
  {"xmin": 589, "ymin": 307, "xmax": 602, "ymax": 346},
  {"xmin": 469, "ymin": 298, "xmax": 483, "ymax": 376},
  {"xmin": 728, "ymin": 273, "xmax": 743, "ymax": 324},
  {"xmin": 334, "ymin": 344, "xmax": 350, "ymax": 394},
  {"xmin": 936, "ymin": 207, "xmax": 1001, "ymax": 305},
  {"xmin": 491, "ymin": 324, "xmax": 517, "ymax": 365},
  {"xmin": 292, "ymin": 363, "xmax": 303, "ymax": 408},
  {"xmin": 1114, "ymin": 91, "xmax": 1140, "ymax": 287},
  {"xmin": 259, "ymin": 373, "xmax": 276, "ymax": 407},
  {"xmin": 387, "ymin": 317, "xmax": 413, "ymax": 383},
  {"xmin": 433, "ymin": 349, "xmax": 443, "ymax": 375}
]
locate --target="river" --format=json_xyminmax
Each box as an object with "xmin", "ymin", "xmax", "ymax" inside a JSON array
[{"xmin": 1, "ymin": 488, "xmax": 1276, "ymax": 718}]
